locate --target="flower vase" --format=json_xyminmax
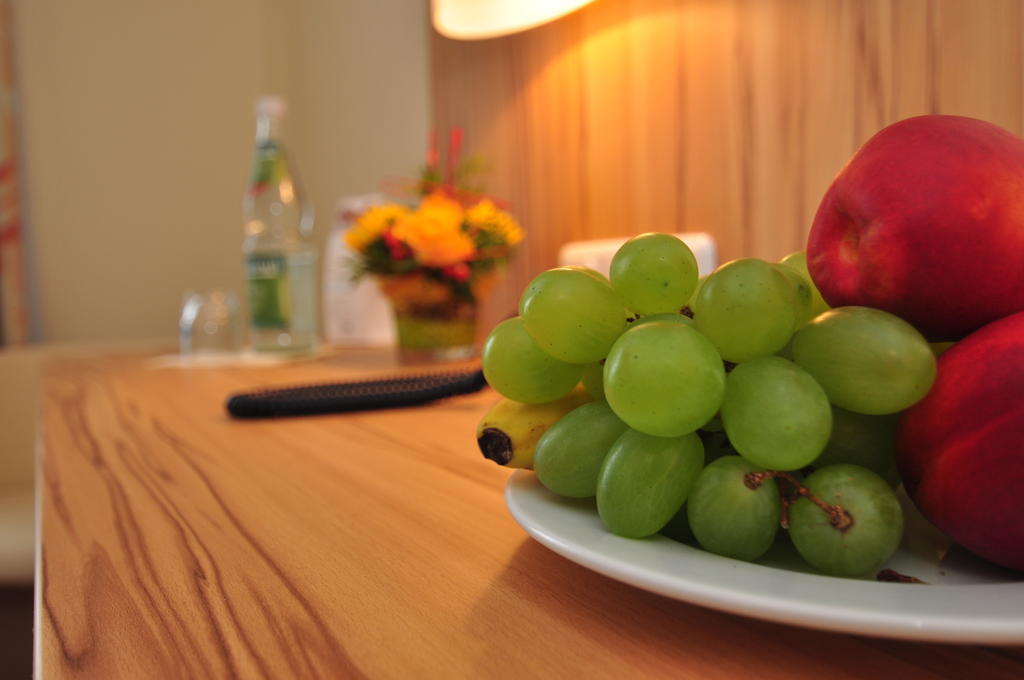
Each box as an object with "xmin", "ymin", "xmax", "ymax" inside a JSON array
[{"xmin": 378, "ymin": 273, "xmax": 480, "ymax": 361}]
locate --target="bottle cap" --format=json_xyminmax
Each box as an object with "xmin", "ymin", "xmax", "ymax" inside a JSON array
[{"xmin": 255, "ymin": 95, "xmax": 286, "ymax": 118}]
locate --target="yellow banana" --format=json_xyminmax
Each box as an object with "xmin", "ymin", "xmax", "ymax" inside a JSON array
[{"xmin": 476, "ymin": 387, "xmax": 591, "ymax": 468}]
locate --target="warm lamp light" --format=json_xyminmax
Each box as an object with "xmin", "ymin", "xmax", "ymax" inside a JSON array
[{"xmin": 432, "ymin": 0, "xmax": 596, "ymax": 40}]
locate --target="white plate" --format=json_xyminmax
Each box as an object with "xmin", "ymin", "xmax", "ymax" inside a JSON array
[{"xmin": 505, "ymin": 470, "xmax": 1024, "ymax": 644}]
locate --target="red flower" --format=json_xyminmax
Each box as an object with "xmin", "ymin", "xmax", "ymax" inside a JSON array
[
  {"xmin": 441, "ymin": 263, "xmax": 470, "ymax": 282},
  {"xmin": 382, "ymin": 229, "xmax": 410, "ymax": 260}
]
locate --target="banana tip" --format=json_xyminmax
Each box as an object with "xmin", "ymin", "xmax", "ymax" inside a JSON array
[{"xmin": 478, "ymin": 428, "xmax": 513, "ymax": 465}]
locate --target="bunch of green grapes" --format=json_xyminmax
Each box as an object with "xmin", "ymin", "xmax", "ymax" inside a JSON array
[{"xmin": 481, "ymin": 233, "xmax": 939, "ymax": 579}]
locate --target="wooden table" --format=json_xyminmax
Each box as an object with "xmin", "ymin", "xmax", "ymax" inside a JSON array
[{"xmin": 36, "ymin": 350, "xmax": 1024, "ymax": 679}]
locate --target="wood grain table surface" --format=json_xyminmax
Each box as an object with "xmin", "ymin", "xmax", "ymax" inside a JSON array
[{"xmin": 35, "ymin": 349, "xmax": 1024, "ymax": 679}]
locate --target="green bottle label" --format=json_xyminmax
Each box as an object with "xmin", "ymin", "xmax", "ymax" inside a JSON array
[{"xmin": 246, "ymin": 254, "xmax": 291, "ymax": 328}]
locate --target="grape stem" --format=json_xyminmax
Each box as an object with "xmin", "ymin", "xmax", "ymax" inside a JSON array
[
  {"xmin": 743, "ymin": 470, "xmax": 855, "ymax": 533},
  {"xmin": 877, "ymin": 568, "xmax": 926, "ymax": 584}
]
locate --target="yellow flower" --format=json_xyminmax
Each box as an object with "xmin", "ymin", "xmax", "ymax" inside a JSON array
[
  {"xmin": 465, "ymin": 199, "xmax": 524, "ymax": 246},
  {"xmin": 345, "ymin": 204, "xmax": 409, "ymax": 252},
  {"xmin": 464, "ymin": 199, "xmax": 498, "ymax": 225},
  {"xmin": 392, "ymin": 195, "xmax": 476, "ymax": 267}
]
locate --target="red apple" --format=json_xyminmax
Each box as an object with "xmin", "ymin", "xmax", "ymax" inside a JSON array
[
  {"xmin": 897, "ymin": 311, "xmax": 1024, "ymax": 571},
  {"xmin": 807, "ymin": 115, "xmax": 1024, "ymax": 341}
]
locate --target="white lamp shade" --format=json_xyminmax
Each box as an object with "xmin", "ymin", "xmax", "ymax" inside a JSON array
[{"xmin": 432, "ymin": 0, "xmax": 595, "ymax": 40}]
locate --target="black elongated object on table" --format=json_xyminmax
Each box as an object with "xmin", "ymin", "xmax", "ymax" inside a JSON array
[{"xmin": 226, "ymin": 368, "xmax": 488, "ymax": 419}]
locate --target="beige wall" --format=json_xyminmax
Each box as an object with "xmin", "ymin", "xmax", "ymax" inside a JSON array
[{"xmin": 12, "ymin": 0, "xmax": 430, "ymax": 343}]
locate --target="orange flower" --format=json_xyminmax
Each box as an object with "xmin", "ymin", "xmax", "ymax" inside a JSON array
[
  {"xmin": 418, "ymin": 191, "xmax": 464, "ymax": 227},
  {"xmin": 392, "ymin": 192, "xmax": 476, "ymax": 267}
]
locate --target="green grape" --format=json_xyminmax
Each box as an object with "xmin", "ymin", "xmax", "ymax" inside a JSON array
[
  {"xmin": 631, "ymin": 312, "xmax": 694, "ymax": 328},
  {"xmin": 520, "ymin": 267, "xmax": 628, "ymax": 364},
  {"xmin": 720, "ymin": 356, "xmax": 832, "ymax": 471},
  {"xmin": 481, "ymin": 317, "xmax": 584, "ymax": 403},
  {"xmin": 604, "ymin": 322, "xmax": 726, "ymax": 437},
  {"xmin": 694, "ymin": 258, "xmax": 798, "ymax": 362},
  {"xmin": 534, "ymin": 402, "xmax": 629, "ymax": 498},
  {"xmin": 609, "ymin": 233, "xmax": 699, "ymax": 315},
  {"xmin": 814, "ymin": 406, "xmax": 900, "ymax": 486},
  {"xmin": 788, "ymin": 464, "xmax": 903, "ymax": 577},
  {"xmin": 778, "ymin": 251, "xmax": 829, "ymax": 318},
  {"xmin": 561, "ymin": 264, "xmax": 610, "ymax": 284},
  {"xmin": 687, "ymin": 456, "xmax": 780, "ymax": 561},
  {"xmin": 791, "ymin": 306, "xmax": 936, "ymax": 415},
  {"xmin": 775, "ymin": 264, "xmax": 814, "ymax": 327},
  {"xmin": 518, "ymin": 266, "xmax": 609, "ymax": 317},
  {"xmin": 596, "ymin": 429, "xmax": 704, "ymax": 538},
  {"xmin": 581, "ymin": 361, "xmax": 606, "ymax": 400}
]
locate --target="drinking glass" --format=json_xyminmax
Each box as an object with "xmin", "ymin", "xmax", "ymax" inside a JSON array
[{"xmin": 179, "ymin": 290, "xmax": 241, "ymax": 356}]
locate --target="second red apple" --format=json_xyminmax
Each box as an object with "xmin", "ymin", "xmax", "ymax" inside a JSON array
[{"xmin": 806, "ymin": 115, "xmax": 1024, "ymax": 340}]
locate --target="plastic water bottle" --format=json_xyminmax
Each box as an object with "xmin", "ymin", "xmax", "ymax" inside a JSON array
[{"xmin": 242, "ymin": 96, "xmax": 316, "ymax": 353}]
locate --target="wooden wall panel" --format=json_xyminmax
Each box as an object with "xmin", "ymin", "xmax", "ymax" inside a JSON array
[{"xmin": 431, "ymin": 0, "xmax": 1024, "ymax": 332}]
